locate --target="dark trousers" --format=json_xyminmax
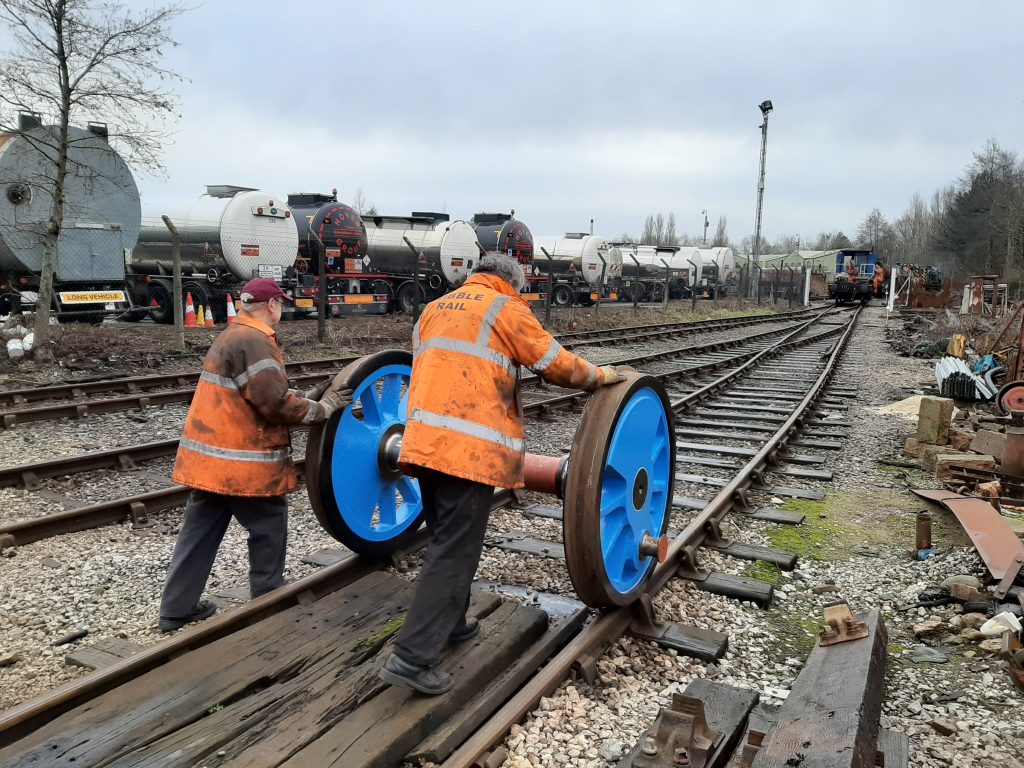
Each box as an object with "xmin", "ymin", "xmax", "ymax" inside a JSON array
[
  {"xmin": 395, "ymin": 468, "xmax": 494, "ymax": 667},
  {"xmin": 160, "ymin": 489, "xmax": 288, "ymax": 618}
]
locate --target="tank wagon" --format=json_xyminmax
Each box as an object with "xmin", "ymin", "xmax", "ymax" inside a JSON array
[
  {"xmin": 285, "ymin": 191, "xmax": 388, "ymax": 317},
  {"xmin": 0, "ymin": 117, "xmax": 140, "ymax": 320},
  {"xmin": 358, "ymin": 212, "xmax": 481, "ymax": 314},
  {"xmin": 530, "ymin": 233, "xmax": 623, "ymax": 306},
  {"xmin": 472, "ymin": 212, "xmax": 534, "ymax": 264},
  {"xmin": 614, "ymin": 245, "xmax": 692, "ymax": 302},
  {"xmin": 127, "ymin": 186, "xmax": 299, "ymax": 323}
]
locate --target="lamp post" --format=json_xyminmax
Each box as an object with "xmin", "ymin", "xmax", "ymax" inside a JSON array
[
  {"xmin": 701, "ymin": 209, "xmax": 709, "ymax": 245},
  {"xmin": 752, "ymin": 99, "xmax": 773, "ymax": 300}
]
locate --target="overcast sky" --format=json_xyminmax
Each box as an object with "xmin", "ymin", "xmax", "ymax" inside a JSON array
[{"xmin": 135, "ymin": 0, "xmax": 1024, "ymax": 244}]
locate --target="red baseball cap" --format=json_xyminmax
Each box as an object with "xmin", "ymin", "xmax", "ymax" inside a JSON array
[{"xmin": 239, "ymin": 278, "xmax": 291, "ymax": 303}]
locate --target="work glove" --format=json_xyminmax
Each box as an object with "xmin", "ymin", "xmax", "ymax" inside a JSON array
[
  {"xmin": 598, "ymin": 365, "xmax": 627, "ymax": 387},
  {"xmin": 318, "ymin": 387, "xmax": 354, "ymax": 420},
  {"xmin": 301, "ymin": 380, "xmax": 331, "ymax": 400}
]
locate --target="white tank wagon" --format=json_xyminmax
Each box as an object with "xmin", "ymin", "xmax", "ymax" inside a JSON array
[
  {"xmin": 613, "ymin": 245, "xmax": 693, "ymax": 301},
  {"xmin": 531, "ymin": 234, "xmax": 622, "ymax": 286},
  {"xmin": 360, "ymin": 212, "xmax": 481, "ymax": 313},
  {"xmin": 0, "ymin": 119, "xmax": 140, "ymax": 318},
  {"xmin": 697, "ymin": 247, "xmax": 737, "ymax": 277},
  {"xmin": 128, "ymin": 186, "xmax": 299, "ymax": 323}
]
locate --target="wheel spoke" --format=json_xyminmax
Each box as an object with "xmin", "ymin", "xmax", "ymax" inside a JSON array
[
  {"xmin": 380, "ymin": 373, "xmax": 403, "ymax": 421},
  {"xmin": 376, "ymin": 485, "xmax": 398, "ymax": 527},
  {"xmin": 358, "ymin": 383, "xmax": 384, "ymax": 427}
]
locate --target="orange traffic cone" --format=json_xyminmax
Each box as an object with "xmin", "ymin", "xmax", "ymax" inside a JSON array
[
  {"xmin": 196, "ymin": 304, "xmax": 206, "ymax": 327},
  {"xmin": 205, "ymin": 305, "xmax": 215, "ymax": 328},
  {"xmin": 225, "ymin": 294, "xmax": 237, "ymax": 323},
  {"xmin": 184, "ymin": 292, "xmax": 197, "ymax": 327}
]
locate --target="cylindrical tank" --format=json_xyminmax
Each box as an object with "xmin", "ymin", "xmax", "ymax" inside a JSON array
[
  {"xmin": 0, "ymin": 124, "xmax": 140, "ymax": 281},
  {"xmin": 697, "ymin": 247, "xmax": 736, "ymax": 276},
  {"xmin": 617, "ymin": 245, "xmax": 664, "ymax": 279},
  {"xmin": 287, "ymin": 192, "xmax": 367, "ymax": 275},
  {"xmin": 362, "ymin": 213, "xmax": 480, "ymax": 286},
  {"xmin": 132, "ymin": 186, "xmax": 299, "ymax": 282},
  {"xmin": 530, "ymin": 234, "xmax": 622, "ymax": 287},
  {"xmin": 471, "ymin": 213, "xmax": 534, "ymax": 269}
]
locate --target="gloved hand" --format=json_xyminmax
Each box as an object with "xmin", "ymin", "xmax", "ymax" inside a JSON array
[
  {"xmin": 302, "ymin": 379, "xmax": 331, "ymax": 400},
  {"xmin": 319, "ymin": 387, "xmax": 354, "ymax": 420},
  {"xmin": 598, "ymin": 365, "xmax": 626, "ymax": 386}
]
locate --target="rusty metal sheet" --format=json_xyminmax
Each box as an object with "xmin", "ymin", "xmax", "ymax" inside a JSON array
[{"xmin": 913, "ymin": 489, "xmax": 1024, "ymax": 588}]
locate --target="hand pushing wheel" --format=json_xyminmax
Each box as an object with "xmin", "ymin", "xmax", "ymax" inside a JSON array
[{"xmin": 306, "ymin": 351, "xmax": 676, "ymax": 608}]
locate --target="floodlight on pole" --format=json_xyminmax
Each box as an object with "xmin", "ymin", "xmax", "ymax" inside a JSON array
[
  {"xmin": 752, "ymin": 99, "xmax": 773, "ymax": 299},
  {"xmin": 701, "ymin": 209, "xmax": 709, "ymax": 245}
]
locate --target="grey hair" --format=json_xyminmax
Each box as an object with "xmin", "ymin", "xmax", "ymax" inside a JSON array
[{"xmin": 474, "ymin": 252, "xmax": 527, "ymax": 292}]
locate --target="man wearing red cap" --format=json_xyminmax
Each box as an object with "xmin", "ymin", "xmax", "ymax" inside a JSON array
[{"xmin": 158, "ymin": 278, "xmax": 351, "ymax": 632}]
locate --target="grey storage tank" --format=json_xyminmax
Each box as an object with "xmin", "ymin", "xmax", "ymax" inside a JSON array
[{"xmin": 0, "ymin": 117, "xmax": 140, "ymax": 313}]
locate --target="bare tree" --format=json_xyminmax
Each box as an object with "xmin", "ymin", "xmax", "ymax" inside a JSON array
[
  {"xmin": 712, "ymin": 215, "xmax": 728, "ymax": 247},
  {"xmin": 350, "ymin": 187, "xmax": 378, "ymax": 216},
  {"xmin": 0, "ymin": 0, "xmax": 184, "ymax": 356},
  {"xmin": 664, "ymin": 212, "xmax": 678, "ymax": 246}
]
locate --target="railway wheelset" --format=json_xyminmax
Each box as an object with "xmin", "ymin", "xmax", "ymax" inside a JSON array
[{"xmin": 305, "ymin": 350, "xmax": 676, "ymax": 608}]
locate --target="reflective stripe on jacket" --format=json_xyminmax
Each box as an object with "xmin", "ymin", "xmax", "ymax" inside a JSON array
[
  {"xmin": 172, "ymin": 313, "xmax": 324, "ymax": 497},
  {"xmin": 398, "ymin": 272, "xmax": 599, "ymax": 488}
]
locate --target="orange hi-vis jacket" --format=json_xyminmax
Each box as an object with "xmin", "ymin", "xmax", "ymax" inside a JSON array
[
  {"xmin": 172, "ymin": 313, "xmax": 324, "ymax": 497},
  {"xmin": 399, "ymin": 273, "xmax": 601, "ymax": 489}
]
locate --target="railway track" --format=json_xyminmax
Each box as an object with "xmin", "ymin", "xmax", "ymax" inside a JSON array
[
  {"xmin": 0, "ymin": 307, "xmax": 860, "ymax": 765},
  {"xmin": 0, "ymin": 308, "xmax": 813, "ymax": 426},
  {"xmin": 0, "ymin": 311, "xmax": 843, "ymax": 546}
]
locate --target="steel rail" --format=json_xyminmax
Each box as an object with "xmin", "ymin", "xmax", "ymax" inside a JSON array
[
  {"xmin": 0, "ymin": 310, "xmax": 809, "ymax": 409},
  {"xmin": 0, "ymin": 356, "xmax": 363, "ymax": 408},
  {"xmin": 439, "ymin": 307, "xmax": 861, "ymax": 768},
  {"xmin": 556, "ymin": 307, "xmax": 815, "ymax": 349},
  {"xmin": 0, "ymin": 318, "xmax": 824, "ymax": 488},
  {"xmin": 0, "ymin": 490, "xmax": 518, "ymax": 745}
]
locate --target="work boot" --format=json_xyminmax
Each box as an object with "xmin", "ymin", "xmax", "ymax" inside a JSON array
[
  {"xmin": 379, "ymin": 653, "xmax": 453, "ymax": 695},
  {"xmin": 448, "ymin": 617, "xmax": 480, "ymax": 644},
  {"xmin": 158, "ymin": 600, "xmax": 217, "ymax": 633}
]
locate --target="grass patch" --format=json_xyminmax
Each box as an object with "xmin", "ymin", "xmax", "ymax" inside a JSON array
[
  {"xmin": 351, "ymin": 615, "xmax": 405, "ymax": 652},
  {"xmin": 742, "ymin": 559, "xmax": 782, "ymax": 586}
]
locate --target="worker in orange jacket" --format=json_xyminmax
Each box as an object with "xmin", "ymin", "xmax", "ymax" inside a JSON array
[
  {"xmin": 159, "ymin": 278, "xmax": 352, "ymax": 632},
  {"xmin": 379, "ymin": 253, "xmax": 622, "ymax": 694}
]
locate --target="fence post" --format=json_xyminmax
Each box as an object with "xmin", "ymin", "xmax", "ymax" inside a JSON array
[
  {"xmin": 630, "ymin": 255, "xmax": 641, "ymax": 312},
  {"xmin": 660, "ymin": 259, "xmax": 670, "ymax": 311},
  {"xmin": 541, "ymin": 247, "xmax": 554, "ymax": 326},
  {"xmin": 160, "ymin": 215, "xmax": 184, "ymax": 352},
  {"xmin": 788, "ymin": 267, "xmax": 794, "ymax": 308},
  {"xmin": 596, "ymin": 254, "xmax": 606, "ymax": 317},
  {"xmin": 687, "ymin": 259, "xmax": 699, "ymax": 312}
]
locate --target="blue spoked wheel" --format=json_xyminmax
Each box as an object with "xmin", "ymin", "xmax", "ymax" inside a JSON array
[
  {"xmin": 563, "ymin": 372, "xmax": 675, "ymax": 608},
  {"xmin": 306, "ymin": 350, "xmax": 425, "ymax": 555}
]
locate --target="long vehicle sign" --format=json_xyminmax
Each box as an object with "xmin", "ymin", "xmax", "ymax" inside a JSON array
[{"xmin": 59, "ymin": 291, "xmax": 127, "ymax": 304}]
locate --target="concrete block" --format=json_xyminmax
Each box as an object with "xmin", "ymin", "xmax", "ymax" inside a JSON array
[
  {"xmin": 904, "ymin": 437, "xmax": 923, "ymax": 458},
  {"xmin": 934, "ymin": 453, "xmax": 996, "ymax": 480},
  {"xmin": 920, "ymin": 443, "xmax": 948, "ymax": 471},
  {"xmin": 948, "ymin": 427, "xmax": 974, "ymax": 452},
  {"xmin": 917, "ymin": 396, "xmax": 955, "ymax": 445},
  {"xmin": 969, "ymin": 429, "xmax": 1006, "ymax": 462}
]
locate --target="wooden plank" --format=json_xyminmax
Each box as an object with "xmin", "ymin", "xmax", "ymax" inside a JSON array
[
  {"xmin": 64, "ymin": 638, "xmax": 144, "ymax": 671},
  {"xmin": 756, "ymin": 485, "xmax": 825, "ymax": 501},
  {"xmin": 726, "ymin": 702, "xmax": 782, "ymax": 768},
  {"xmin": 707, "ymin": 540, "xmax": 797, "ymax": 570},
  {"xmin": 0, "ymin": 571, "xmax": 415, "ymax": 766},
  {"xmin": 694, "ymin": 572, "xmax": 773, "ymax": 607},
  {"xmin": 779, "ymin": 453, "xmax": 826, "ymax": 465},
  {"xmin": 877, "ymin": 728, "xmax": 909, "ymax": 768},
  {"xmin": 676, "ymin": 428, "xmax": 769, "ymax": 442},
  {"xmin": 676, "ymin": 472, "xmax": 728, "ymax": 488},
  {"xmin": 282, "ymin": 601, "xmax": 547, "ymax": 767},
  {"xmin": 619, "ymin": 679, "xmax": 759, "ymax": 768},
  {"xmin": 515, "ymin": 504, "xmax": 563, "ymax": 521},
  {"xmin": 672, "ymin": 495, "xmax": 709, "ymax": 511},
  {"xmin": 790, "ymin": 438, "xmax": 844, "ymax": 450},
  {"xmin": 62, "ymin": 585, "xmax": 506, "ymax": 768},
  {"xmin": 677, "ymin": 442, "xmax": 757, "ymax": 457},
  {"xmin": 486, "ymin": 534, "xmax": 565, "ymax": 560},
  {"xmin": 300, "ymin": 547, "xmax": 349, "ymax": 567},
  {"xmin": 629, "ymin": 621, "xmax": 728, "ymax": 662},
  {"xmin": 682, "ymin": 418, "xmax": 775, "ymax": 433},
  {"xmin": 676, "ymin": 454, "xmax": 742, "ymax": 470},
  {"xmin": 771, "ymin": 466, "xmax": 834, "ymax": 481},
  {"xmin": 750, "ymin": 610, "xmax": 887, "ymax": 768},
  {"xmin": 749, "ymin": 508, "xmax": 805, "ymax": 525},
  {"xmin": 406, "ymin": 607, "xmax": 587, "ymax": 765}
]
